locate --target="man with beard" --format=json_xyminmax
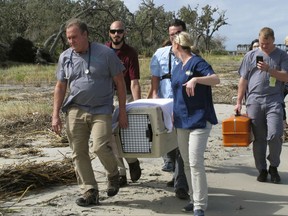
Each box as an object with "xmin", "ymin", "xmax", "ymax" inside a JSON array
[{"xmin": 106, "ymin": 20, "xmax": 142, "ymax": 187}]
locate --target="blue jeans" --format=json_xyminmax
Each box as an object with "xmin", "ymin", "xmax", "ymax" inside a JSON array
[
  {"xmin": 164, "ymin": 148, "xmax": 188, "ymax": 191},
  {"xmin": 174, "ymin": 148, "xmax": 189, "ymax": 192},
  {"xmin": 163, "ymin": 149, "xmax": 176, "ymax": 169}
]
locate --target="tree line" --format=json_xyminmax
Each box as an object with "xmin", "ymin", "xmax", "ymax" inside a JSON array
[{"xmin": 0, "ymin": 0, "xmax": 228, "ymax": 63}]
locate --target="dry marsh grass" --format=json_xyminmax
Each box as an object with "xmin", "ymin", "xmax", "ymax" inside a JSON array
[
  {"xmin": 0, "ymin": 64, "xmax": 57, "ymax": 85},
  {"xmin": 0, "ymin": 159, "xmax": 76, "ymax": 201}
]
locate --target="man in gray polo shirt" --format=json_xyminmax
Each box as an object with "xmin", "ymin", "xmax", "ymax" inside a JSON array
[{"xmin": 52, "ymin": 18, "xmax": 128, "ymax": 206}]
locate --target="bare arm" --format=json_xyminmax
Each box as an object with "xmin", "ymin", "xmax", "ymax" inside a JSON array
[
  {"xmin": 130, "ymin": 79, "xmax": 141, "ymax": 100},
  {"xmin": 150, "ymin": 75, "xmax": 160, "ymax": 98},
  {"xmin": 267, "ymin": 68, "xmax": 288, "ymax": 82},
  {"xmin": 258, "ymin": 61, "xmax": 288, "ymax": 82},
  {"xmin": 183, "ymin": 74, "xmax": 220, "ymax": 97},
  {"xmin": 192, "ymin": 73, "xmax": 220, "ymax": 86},
  {"xmin": 113, "ymin": 72, "xmax": 128, "ymax": 128},
  {"xmin": 234, "ymin": 77, "xmax": 248, "ymax": 113},
  {"xmin": 52, "ymin": 81, "xmax": 67, "ymax": 135}
]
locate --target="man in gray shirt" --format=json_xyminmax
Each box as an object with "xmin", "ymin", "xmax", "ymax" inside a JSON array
[
  {"xmin": 52, "ymin": 18, "xmax": 128, "ymax": 206},
  {"xmin": 235, "ymin": 27, "xmax": 288, "ymax": 184}
]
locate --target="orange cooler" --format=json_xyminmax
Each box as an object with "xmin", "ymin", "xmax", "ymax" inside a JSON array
[{"xmin": 222, "ymin": 113, "xmax": 252, "ymax": 147}]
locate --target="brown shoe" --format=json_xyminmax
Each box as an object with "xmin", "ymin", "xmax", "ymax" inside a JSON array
[
  {"xmin": 107, "ymin": 173, "xmax": 120, "ymax": 197},
  {"xmin": 76, "ymin": 189, "xmax": 99, "ymax": 206},
  {"xmin": 128, "ymin": 160, "xmax": 141, "ymax": 182}
]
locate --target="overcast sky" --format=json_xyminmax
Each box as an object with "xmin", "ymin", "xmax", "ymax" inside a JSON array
[{"xmin": 122, "ymin": 0, "xmax": 287, "ymax": 50}]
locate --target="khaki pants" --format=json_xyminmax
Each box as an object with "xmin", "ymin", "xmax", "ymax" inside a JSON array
[{"xmin": 66, "ymin": 107, "xmax": 118, "ymax": 192}]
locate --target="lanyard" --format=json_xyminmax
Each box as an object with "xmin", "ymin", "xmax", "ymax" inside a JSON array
[
  {"xmin": 161, "ymin": 47, "xmax": 173, "ymax": 80},
  {"xmin": 68, "ymin": 42, "xmax": 91, "ymax": 75},
  {"xmin": 85, "ymin": 42, "xmax": 91, "ymax": 74}
]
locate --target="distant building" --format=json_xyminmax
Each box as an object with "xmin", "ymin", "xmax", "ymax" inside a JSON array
[{"xmin": 236, "ymin": 44, "xmax": 250, "ymax": 55}]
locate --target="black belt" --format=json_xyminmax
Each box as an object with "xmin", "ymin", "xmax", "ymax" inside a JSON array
[{"xmin": 161, "ymin": 73, "xmax": 171, "ymax": 80}]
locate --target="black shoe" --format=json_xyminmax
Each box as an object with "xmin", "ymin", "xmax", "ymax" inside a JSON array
[
  {"xmin": 128, "ymin": 160, "xmax": 141, "ymax": 182},
  {"xmin": 119, "ymin": 175, "xmax": 128, "ymax": 187},
  {"xmin": 107, "ymin": 173, "xmax": 120, "ymax": 197},
  {"xmin": 166, "ymin": 178, "xmax": 174, "ymax": 187},
  {"xmin": 76, "ymin": 189, "xmax": 99, "ymax": 206},
  {"xmin": 269, "ymin": 166, "xmax": 281, "ymax": 184},
  {"xmin": 182, "ymin": 203, "xmax": 194, "ymax": 212},
  {"xmin": 257, "ymin": 169, "xmax": 268, "ymax": 182},
  {"xmin": 175, "ymin": 188, "xmax": 189, "ymax": 200},
  {"xmin": 162, "ymin": 162, "xmax": 174, "ymax": 172}
]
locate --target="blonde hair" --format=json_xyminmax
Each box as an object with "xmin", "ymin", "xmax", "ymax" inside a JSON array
[
  {"xmin": 173, "ymin": 31, "xmax": 198, "ymax": 54},
  {"xmin": 259, "ymin": 27, "xmax": 274, "ymax": 40}
]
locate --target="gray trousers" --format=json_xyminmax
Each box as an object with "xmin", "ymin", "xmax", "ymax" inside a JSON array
[{"xmin": 247, "ymin": 102, "xmax": 283, "ymax": 171}]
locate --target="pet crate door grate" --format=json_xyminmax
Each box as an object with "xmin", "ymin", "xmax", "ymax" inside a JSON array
[{"xmin": 119, "ymin": 114, "xmax": 153, "ymax": 153}]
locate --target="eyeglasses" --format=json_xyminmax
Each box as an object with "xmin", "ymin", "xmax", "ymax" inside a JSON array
[{"xmin": 109, "ymin": 29, "xmax": 124, "ymax": 34}]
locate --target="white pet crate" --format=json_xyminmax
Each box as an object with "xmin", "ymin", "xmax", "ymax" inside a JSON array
[{"xmin": 113, "ymin": 100, "xmax": 177, "ymax": 158}]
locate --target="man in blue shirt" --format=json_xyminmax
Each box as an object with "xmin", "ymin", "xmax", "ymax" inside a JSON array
[{"xmin": 149, "ymin": 19, "xmax": 189, "ymax": 201}]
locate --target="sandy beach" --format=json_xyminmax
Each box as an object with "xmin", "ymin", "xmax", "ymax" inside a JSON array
[{"xmin": 1, "ymin": 104, "xmax": 288, "ymax": 216}]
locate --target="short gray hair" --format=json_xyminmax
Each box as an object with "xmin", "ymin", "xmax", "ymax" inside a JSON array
[{"xmin": 65, "ymin": 18, "xmax": 89, "ymax": 35}]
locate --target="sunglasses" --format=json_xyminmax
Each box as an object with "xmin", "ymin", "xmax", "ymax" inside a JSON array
[{"xmin": 109, "ymin": 29, "xmax": 124, "ymax": 34}]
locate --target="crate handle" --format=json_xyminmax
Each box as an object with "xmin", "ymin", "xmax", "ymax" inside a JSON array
[{"xmin": 235, "ymin": 110, "xmax": 241, "ymax": 116}]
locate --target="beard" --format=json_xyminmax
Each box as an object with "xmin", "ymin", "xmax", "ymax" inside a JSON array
[{"xmin": 110, "ymin": 36, "xmax": 125, "ymax": 45}]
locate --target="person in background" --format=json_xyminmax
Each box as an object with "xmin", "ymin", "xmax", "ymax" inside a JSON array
[
  {"xmin": 171, "ymin": 31, "xmax": 220, "ymax": 216},
  {"xmin": 285, "ymin": 35, "xmax": 288, "ymax": 53},
  {"xmin": 106, "ymin": 20, "xmax": 142, "ymax": 187},
  {"xmin": 149, "ymin": 19, "xmax": 189, "ymax": 201},
  {"xmin": 249, "ymin": 39, "xmax": 259, "ymax": 51},
  {"xmin": 146, "ymin": 38, "xmax": 171, "ymax": 99},
  {"xmin": 235, "ymin": 27, "xmax": 288, "ymax": 184},
  {"xmin": 283, "ymin": 36, "xmax": 288, "ymax": 129},
  {"xmin": 52, "ymin": 18, "xmax": 128, "ymax": 206}
]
